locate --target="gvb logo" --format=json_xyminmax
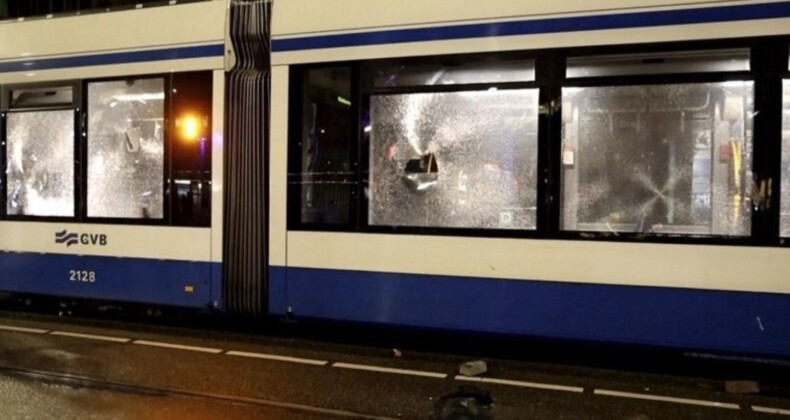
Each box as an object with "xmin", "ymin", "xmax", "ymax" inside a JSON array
[
  {"xmin": 55, "ymin": 230, "xmax": 79, "ymax": 247},
  {"xmin": 55, "ymin": 230, "xmax": 108, "ymax": 247}
]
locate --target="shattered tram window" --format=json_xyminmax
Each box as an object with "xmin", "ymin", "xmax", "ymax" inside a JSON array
[
  {"xmin": 561, "ymin": 82, "xmax": 754, "ymax": 236},
  {"xmin": 6, "ymin": 110, "xmax": 75, "ymax": 217},
  {"xmin": 369, "ymin": 89, "xmax": 539, "ymax": 229},
  {"xmin": 87, "ymin": 78, "xmax": 165, "ymax": 219}
]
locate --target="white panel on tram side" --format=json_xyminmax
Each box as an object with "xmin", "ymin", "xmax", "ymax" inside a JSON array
[
  {"xmin": 0, "ymin": 221, "xmax": 211, "ymax": 262},
  {"xmin": 211, "ymin": 70, "xmax": 225, "ymax": 263},
  {"xmin": 286, "ymin": 231, "xmax": 790, "ymax": 295},
  {"xmin": 272, "ymin": 0, "xmax": 740, "ymax": 37},
  {"xmin": 273, "ymin": 18, "xmax": 790, "ymax": 66},
  {"xmin": 269, "ymin": 66, "xmax": 289, "ymax": 267},
  {"xmin": 0, "ymin": 1, "xmax": 226, "ymax": 62},
  {"xmin": 0, "ymin": 57, "xmax": 223, "ymax": 85}
]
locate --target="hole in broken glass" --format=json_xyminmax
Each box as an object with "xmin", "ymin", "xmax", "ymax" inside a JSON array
[{"xmin": 402, "ymin": 152, "xmax": 439, "ymax": 192}]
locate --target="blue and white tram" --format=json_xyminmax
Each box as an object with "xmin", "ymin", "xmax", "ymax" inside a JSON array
[
  {"xmin": 0, "ymin": 2, "xmax": 231, "ymax": 308},
  {"xmin": 2, "ymin": 0, "xmax": 790, "ymax": 357}
]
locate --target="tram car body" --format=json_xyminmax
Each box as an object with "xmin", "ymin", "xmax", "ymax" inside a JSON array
[{"xmin": 1, "ymin": 0, "xmax": 790, "ymax": 357}]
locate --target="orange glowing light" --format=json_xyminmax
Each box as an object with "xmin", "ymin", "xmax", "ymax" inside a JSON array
[{"xmin": 180, "ymin": 115, "xmax": 200, "ymax": 141}]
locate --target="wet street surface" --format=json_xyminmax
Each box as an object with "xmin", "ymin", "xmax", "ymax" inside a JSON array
[
  {"xmin": 0, "ymin": 310, "xmax": 788, "ymax": 419},
  {"xmin": 0, "ymin": 370, "xmax": 339, "ymax": 420}
]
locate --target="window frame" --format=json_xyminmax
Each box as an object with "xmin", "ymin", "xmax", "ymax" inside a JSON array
[
  {"xmin": 287, "ymin": 36, "xmax": 790, "ymax": 246},
  {"xmin": 81, "ymin": 74, "xmax": 171, "ymax": 225},
  {"xmin": 369, "ymin": 53, "xmax": 547, "ymax": 238},
  {"xmin": 550, "ymin": 40, "xmax": 778, "ymax": 247},
  {"xmin": 557, "ymin": 72, "xmax": 756, "ymax": 242},
  {"xmin": 0, "ymin": 71, "xmax": 214, "ymax": 227},
  {"xmin": 361, "ymin": 83, "xmax": 543, "ymax": 236},
  {"xmin": 286, "ymin": 62, "xmax": 361, "ymax": 232},
  {"xmin": 0, "ymin": 80, "xmax": 81, "ymax": 222},
  {"xmin": 288, "ymin": 53, "xmax": 550, "ymax": 238}
]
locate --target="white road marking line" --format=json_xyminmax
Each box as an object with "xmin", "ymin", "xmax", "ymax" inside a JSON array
[
  {"xmin": 332, "ymin": 362, "xmax": 447, "ymax": 379},
  {"xmin": 0, "ymin": 325, "xmax": 49, "ymax": 334},
  {"xmin": 132, "ymin": 340, "xmax": 223, "ymax": 354},
  {"xmin": 225, "ymin": 350, "xmax": 328, "ymax": 366},
  {"xmin": 455, "ymin": 375, "xmax": 584, "ymax": 393},
  {"xmin": 50, "ymin": 331, "xmax": 130, "ymax": 343},
  {"xmin": 594, "ymin": 389, "xmax": 739, "ymax": 409},
  {"xmin": 753, "ymin": 406, "xmax": 790, "ymax": 416}
]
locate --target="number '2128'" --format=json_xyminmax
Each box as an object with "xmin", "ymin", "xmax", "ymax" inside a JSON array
[{"xmin": 69, "ymin": 270, "xmax": 96, "ymax": 283}]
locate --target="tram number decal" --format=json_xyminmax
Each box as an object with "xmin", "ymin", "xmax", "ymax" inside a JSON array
[{"xmin": 69, "ymin": 270, "xmax": 96, "ymax": 283}]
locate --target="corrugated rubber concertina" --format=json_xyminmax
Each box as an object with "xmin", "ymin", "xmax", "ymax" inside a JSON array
[{"xmin": 223, "ymin": 0, "xmax": 272, "ymax": 315}]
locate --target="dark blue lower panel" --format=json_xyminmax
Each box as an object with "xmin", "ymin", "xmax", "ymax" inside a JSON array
[
  {"xmin": 281, "ymin": 266, "xmax": 790, "ymax": 357},
  {"xmin": 211, "ymin": 262, "xmax": 224, "ymax": 311},
  {"xmin": 0, "ymin": 252, "xmax": 217, "ymax": 309},
  {"xmin": 268, "ymin": 266, "xmax": 288, "ymax": 315}
]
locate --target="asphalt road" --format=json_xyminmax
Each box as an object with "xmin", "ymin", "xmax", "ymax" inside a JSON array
[{"xmin": 0, "ymin": 310, "xmax": 788, "ymax": 419}]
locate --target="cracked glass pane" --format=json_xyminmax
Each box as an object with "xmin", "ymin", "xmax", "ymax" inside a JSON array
[
  {"xmin": 369, "ymin": 89, "xmax": 539, "ymax": 229},
  {"xmin": 561, "ymin": 82, "xmax": 753, "ymax": 236},
  {"xmin": 6, "ymin": 110, "xmax": 74, "ymax": 217},
  {"xmin": 781, "ymin": 80, "xmax": 790, "ymax": 237},
  {"xmin": 87, "ymin": 78, "xmax": 165, "ymax": 219}
]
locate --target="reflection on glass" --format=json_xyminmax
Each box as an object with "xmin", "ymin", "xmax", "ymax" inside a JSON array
[
  {"xmin": 567, "ymin": 49, "xmax": 750, "ymax": 78},
  {"xmin": 369, "ymin": 89, "xmax": 539, "ymax": 229},
  {"xmin": 780, "ymin": 80, "xmax": 790, "ymax": 236},
  {"xmin": 87, "ymin": 78, "xmax": 164, "ymax": 218},
  {"xmin": 11, "ymin": 86, "xmax": 73, "ymax": 108},
  {"xmin": 170, "ymin": 71, "xmax": 213, "ymax": 227},
  {"xmin": 561, "ymin": 82, "xmax": 754, "ymax": 236},
  {"xmin": 291, "ymin": 67, "xmax": 353, "ymax": 224},
  {"xmin": 372, "ymin": 60, "xmax": 536, "ymax": 88},
  {"xmin": 6, "ymin": 110, "xmax": 74, "ymax": 217}
]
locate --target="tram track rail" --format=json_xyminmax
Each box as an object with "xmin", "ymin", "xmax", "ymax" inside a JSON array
[{"xmin": 0, "ymin": 365, "xmax": 397, "ymax": 420}]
